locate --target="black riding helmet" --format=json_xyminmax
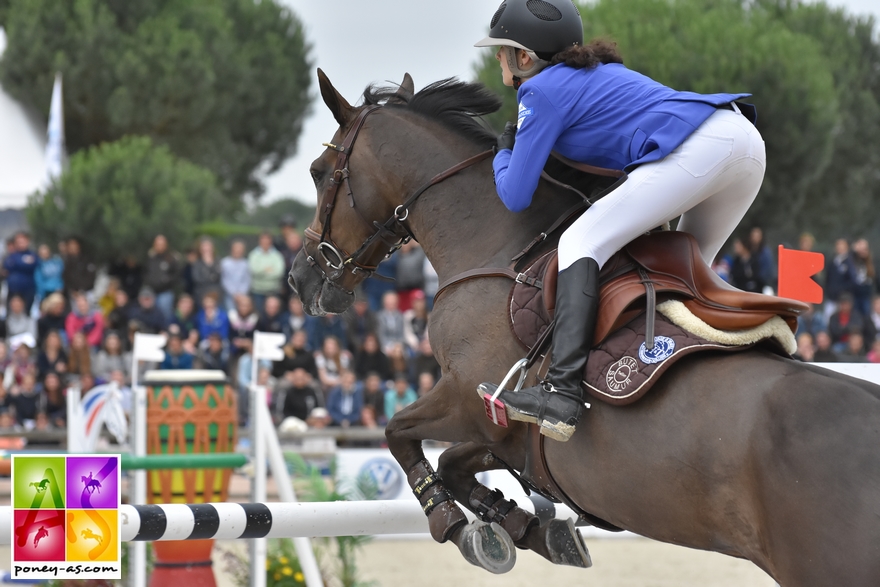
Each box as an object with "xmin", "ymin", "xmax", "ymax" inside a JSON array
[{"xmin": 474, "ymin": 0, "xmax": 584, "ymax": 60}]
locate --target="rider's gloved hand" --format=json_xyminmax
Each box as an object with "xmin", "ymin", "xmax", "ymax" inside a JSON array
[{"xmin": 495, "ymin": 122, "xmax": 517, "ymax": 153}]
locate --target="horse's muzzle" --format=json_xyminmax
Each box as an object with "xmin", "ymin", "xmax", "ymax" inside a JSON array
[{"xmin": 289, "ymin": 251, "xmax": 355, "ymax": 316}]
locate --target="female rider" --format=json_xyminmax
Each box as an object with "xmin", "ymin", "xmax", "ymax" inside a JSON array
[{"xmin": 477, "ymin": 0, "xmax": 766, "ymax": 442}]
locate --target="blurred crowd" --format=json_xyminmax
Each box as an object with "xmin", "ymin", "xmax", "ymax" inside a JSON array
[
  {"xmin": 0, "ymin": 217, "xmax": 440, "ymax": 439},
  {"xmin": 0, "ymin": 218, "xmax": 876, "ymax": 438}
]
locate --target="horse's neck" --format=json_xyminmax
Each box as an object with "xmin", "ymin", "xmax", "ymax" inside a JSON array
[{"xmin": 409, "ymin": 165, "xmax": 575, "ymax": 281}]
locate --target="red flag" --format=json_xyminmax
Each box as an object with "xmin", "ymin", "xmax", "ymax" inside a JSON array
[{"xmin": 778, "ymin": 246, "xmax": 824, "ymax": 304}]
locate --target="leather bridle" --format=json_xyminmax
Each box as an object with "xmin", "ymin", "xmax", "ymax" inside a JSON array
[{"xmin": 303, "ymin": 104, "xmax": 494, "ymax": 293}]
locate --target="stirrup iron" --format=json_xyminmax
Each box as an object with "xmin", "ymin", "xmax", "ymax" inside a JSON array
[{"xmin": 483, "ymin": 358, "xmax": 529, "ymax": 427}]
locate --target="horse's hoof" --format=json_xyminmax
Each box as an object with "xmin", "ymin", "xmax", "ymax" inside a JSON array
[
  {"xmin": 457, "ymin": 520, "xmax": 516, "ymax": 574},
  {"xmin": 545, "ymin": 518, "xmax": 592, "ymax": 568}
]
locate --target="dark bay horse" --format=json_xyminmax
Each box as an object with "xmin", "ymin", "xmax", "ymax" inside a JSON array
[{"xmin": 289, "ymin": 70, "xmax": 880, "ymax": 586}]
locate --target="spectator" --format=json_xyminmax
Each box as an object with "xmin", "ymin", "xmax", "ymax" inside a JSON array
[
  {"xmin": 234, "ymin": 339, "xmax": 271, "ymax": 425},
  {"xmin": 67, "ymin": 331, "xmax": 92, "ymax": 379},
  {"xmin": 416, "ymin": 372, "xmax": 436, "ymax": 398},
  {"xmin": 37, "ymin": 293, "xmax": 68, "ymax": 347},
  {"xmin": 196, "ymin": 293, "xmax": 230, "ymax": 342},
  {"xmin": 403, "ymin": 291, "xmax": 429, "ymax": 351},
  {"xmin": 169, "ymin": 294, "xmax": 199, "ymax": 342},
  {"xmin": 97, "ymin": 277, "xmax": 120, "ymax": 317},
  {"xmin": 3, "ymin": 231, "xmax": 38, "ymax": 312},
  {"xmin": 144, "ymin": 235, "xmax": 181, "ymax": 320},
  {"xmin": 376, "ymin": 291, "xmax": 406, "ymax": 352},
  {"xmin": 828, "ymin": 293, "xmax": 874, "ymax": 352},
  {"xmin": 729, "ymin": 238, "xmax": 765, "ymax": 293},
  {"xmin": 287, "ymin": 297, "xmax": 316, "ymax": 346},
  {"xmin": 363, "ymin": 254, "xmax": 398, "ymax": 312},
  {"xmin": 796, "ymin": 303, "xmax": 827, "ymax": 340},
  {"xmin": 344, "ymin": 293, "xmax": 377, "ymax": 352},
  {"xmin": 386, "ymin": 342, "xmax": 411, "ymax": 381},
  {"xmin": 220, "ymin": 240, "xmax": 251, "ymax": 313},
  {"xmin": 326, "ymin": 370, "xmax": 364, "ymax": 427},
  {"xmin": 310, "ymin": 314, "xmax": 348, "ymax": 353},
  {"xmin": 747, "ymin": 227, "xmax": 776, "ymax": 294},
  {"xmin": 870, "ymin": 296, "xmax": 880, "ymax": 345},
  {"xmin": 93, "ymin": 332, "xmax": 131, "ymax": 382},
  {"xmin": 423, "ymin": 257, "xmax": 439, "ymax": 311},
  {"xmin": 6, "ymin": 295, "xmax": 36, "ymax": 339},
  {"xmin": 851, "ymin": 238, "xmax": 875, "ymax": 318},
  {"xmin": 793, "ymin": 333, "xmax": 815, "ymax": 362},
  {"xmin": 62, "ymin": 237, "xmax": 97, "ymax": 297},
  {"xmin": 272, "ymin": 330, "xmax": 318, "ymax": 380},
  {"xmin": 277, "ymin": 217, "xmax": 302, "ymax": 303},
  {"xmin": 36, "ymin": 330, "xmax": 68, "ymax": 380},
  {"xmin": 248, "ymin": 231, "xmax": 286, "ymax": 311},
  {"xmin": 192, "ymin": 237, "xmax": 222, "ymax": 308},
  {"xmin": 228, "ymin": 294, "xmax": 258, "ymax": 357},
  {"xmin": 0, "ymin": 341, "xmax": 9, "ymax": 375},
  {"xmin": 41, "ymin": 371, "xmax": 66, "ymax": 427},
  {"xmin": 867, "ymin": 340, "xmax": 880, "ymax": 363},
  {"xmin": 196, "ymin": 332, "xmax": 231, "ymax": 372},
  {"xmin": 4, "ymin": 334, "xmax": 36, "ymax": 390},
  {"xmin": 34, "ymin": 244, "xmax": 64, "ymax": 304},
  {"xmin": 825, "ymin": 238, "xmax": 856, "ymax": 316},
  {"xmin": 65, "ymin": 293, "xmax": 105, "ymax": 349},
  {"xmin": 813, "ymin": 331, "xmax": 838, "ymax": 363},
  {"xmin": 395, "ymin": 242, "xmax": 426, "ymax": 312},
  {"xmin": 384, "ymin": 373, "xmax": 417, "ymax": 422},
  {"xmin": 361, "ymin": 372, "xmax": 387, "ymax": 427},
  {"xmin": 306, "ymin": 407, "xmax": 332, "ymax": 429},
  {"xmin": 109, "ymin": 255, "xmax": 143, "ymax": 301},
  {"xmin": 8, "ymin": 373, "xmax": 39, "ymax": 426},
  {"xmin": 412, "ymin": 334, "xmax": 442, "ymax": 383},
  {"xmin": 257, "ymin": 296, "xmax": 286, "ymax": 334},
  {"xmin": 838, "ymin": 331, "xmax": 868, "ymax": 363},
  {"xmin": 106, "ymin": 289, "xmax": 133, "ymax": 340},
  {"xmin": 129, "ymin": 288, "xmax": 167, "ymax": 334},
  {"xmin": 181, "ymin": 248, "xmax": 198, "ymax": 299},
  {"xmin": 354, "ymin": 333, "xmax": 391, "ymax": 381},
  {"xmin": 277, "ymin": 367, "xmax": 321, "ymax": 423},
  {"xmin": 315, "ymin": 336, "xmax": 351, "ymax": 391},
  {"xmin": 160, "ymin": 333, "xmax": 194, "ymax": 370}
]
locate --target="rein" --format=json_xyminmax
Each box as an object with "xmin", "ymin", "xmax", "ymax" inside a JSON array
[{"xmin": 304, "ymin": 104, "xmax": 493, "ymax": 292}]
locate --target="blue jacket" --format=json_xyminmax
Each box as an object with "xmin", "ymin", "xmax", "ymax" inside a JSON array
[
  {"xmin": 35, "ymin": 255, "xmax": 64, "ymax": 299},
  {"xmin": 3, "ymin": 249, "xmax": 38, "ymax": 294},
  {"xmin": 494, "ymin": 63, "xmax": 752, "ymax": 212},
  {"xmin": 326, "ymin": 384, "xmax": 365, "ymax": 426}
]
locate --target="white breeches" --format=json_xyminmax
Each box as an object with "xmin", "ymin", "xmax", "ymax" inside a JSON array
[{"xmin": 558, "ymin": 108, "xmax": 766, "ymax": 272}]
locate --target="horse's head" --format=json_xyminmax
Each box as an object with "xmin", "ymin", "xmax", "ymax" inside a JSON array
[{"xmin": 289, "ymin": 69, "xmax": 500, "ymax": 316}]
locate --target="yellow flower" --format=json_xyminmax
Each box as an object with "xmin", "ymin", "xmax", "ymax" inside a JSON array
[
  {"xmin": 274, "ymin": 573, "xmax": 281, "ymax": 581},
  {"xmin": 282, "ymin": 567, "xmax": 293, "ymax": 576},
  {"xmin": 279, "ymin": 556, "xmax": 289, "ymax": 565},
  {"xmin": 295, "ymin": 572, "xmax": 304, "ymax": 582}
]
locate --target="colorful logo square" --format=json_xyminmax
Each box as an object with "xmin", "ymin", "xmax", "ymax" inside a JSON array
[
  {"xmin": 66, "ymin": 509, "xmax": 119, "ymax": 562},
  {"xmin": 66, "ymin": 456, "xmax": 119, "ymax": 509},
  {"xmin": 13, "ymin": 509, "xmax": 66, "ymax": 561},
  {"xmin": 12, "ymin": 456, "xmax": 65, "ymax": 509}
]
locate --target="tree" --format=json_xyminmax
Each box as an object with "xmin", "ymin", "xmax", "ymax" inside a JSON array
[
  {"xmin": 474, "ymin": 0, "xmax": 880, "ymax": 244},
  {"xmin": 27, "ymin": 136, "xmax": 225, "ymax": 265},
  {"xmin": 0, "ymin": 0, "xmax": 312, "ymax": 202}
]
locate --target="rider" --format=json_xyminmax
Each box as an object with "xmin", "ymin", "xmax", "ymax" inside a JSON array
[{"xmin": 476, "ymin": 0, "xmax": 766, "ymax": 442}]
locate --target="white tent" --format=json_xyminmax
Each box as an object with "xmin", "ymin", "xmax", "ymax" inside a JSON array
[{"xmin": 0, "ymin": 28, "xmax": 47, "ymax": 210}]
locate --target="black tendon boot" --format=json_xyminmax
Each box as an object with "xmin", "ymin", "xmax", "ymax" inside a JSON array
[{"xmin": 479, "ymin": 257, "xmax": 600, "ymax": 441}]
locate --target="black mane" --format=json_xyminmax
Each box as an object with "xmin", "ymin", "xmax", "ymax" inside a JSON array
[{"xmin": 362, "ymin": 78, "xmax": 502, "ymax": 149}]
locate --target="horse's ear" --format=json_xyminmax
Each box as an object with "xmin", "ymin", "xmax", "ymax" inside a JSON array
[
  {"xmin": 318, "ymin": 68, "xmax": 355, "ymax": 127},
  {"xmin": 397, "ymin": 73, "xmax": 414, "ymax": 100}
]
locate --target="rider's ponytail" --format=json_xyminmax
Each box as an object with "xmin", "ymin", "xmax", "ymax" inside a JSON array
[{"xmin": 549, "ymin": 39, "xmax": 623, "ymax": 70}]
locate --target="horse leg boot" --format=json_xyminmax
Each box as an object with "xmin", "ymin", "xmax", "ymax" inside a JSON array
[
  {"xmin": 480, "ymin": 257, "xmax": 599, "ymax": 441},
  {"xmin": 406, "ymin": 459, "xmax": 516, "ymax": 574}
]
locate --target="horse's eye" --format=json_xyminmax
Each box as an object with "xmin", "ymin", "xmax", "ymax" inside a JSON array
[{"xmin": 310, "ymin": 168, "xmax": 323, "ymax": 185}]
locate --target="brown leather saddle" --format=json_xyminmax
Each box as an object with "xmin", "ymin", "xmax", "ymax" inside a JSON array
[{"xmin": 512, "ymin": 230, "xmax": 807, "ymax": 353}]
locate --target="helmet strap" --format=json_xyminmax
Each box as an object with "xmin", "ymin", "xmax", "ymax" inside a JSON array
[{"xmin": 504, "ymin": 46, "xmax": 549, "ymax": 85}]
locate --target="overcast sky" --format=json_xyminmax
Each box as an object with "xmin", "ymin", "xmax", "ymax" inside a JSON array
[{"xmin": 263, "ymin": 0, "xmax": 879, "ymax": 207}]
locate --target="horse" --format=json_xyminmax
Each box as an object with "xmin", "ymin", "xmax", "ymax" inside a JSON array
[
  {"xmin": 29, "ymin": 479, "xmax": 50, "ymax": 493},
  {"xmin": 288, "ymin": 69, "xmax": 880, "ymax": 586},
  {"xmin": 82, "ymin": 528, "xmax": 103, "ymax": 545},
  {"xmin": 82, "ymin": 473, "xmax": 101, "ymax": 494}
]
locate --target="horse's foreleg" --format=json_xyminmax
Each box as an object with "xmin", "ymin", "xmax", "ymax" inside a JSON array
[
  {"xmin": 438, "ymin": 442, "xmax": 592, "ymax": 568},
  {"xmin": 385, "ymin": 383, "xmax": 517, "ymax": 574}
]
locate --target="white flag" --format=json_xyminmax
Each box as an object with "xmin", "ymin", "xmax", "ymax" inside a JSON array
[
  {"xmin": 133, "ymin": 332, "xmax": 167, "ymax": 362},
  {"xmin": 44, "ymin": 72, "xmax": 65, "ymax": 185},
  {"xmin": 253, "ymin": 331, "xmax": 286, "ymax": 361}
]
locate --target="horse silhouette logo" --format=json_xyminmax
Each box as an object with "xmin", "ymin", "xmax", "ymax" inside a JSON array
[
  {"xmin": 29, "ymin": 478, "xmax": 51, "ymax": 493},
  {"xmin": 81, "ymin": 472, "xmax": 102, "ymax": 494},
  {"xmin": 33, "ymin": 526, "xmax": 49, "ymax": 548},
  {"xmin": 82, "ymin": 528, "xmax": 103, "ymax": 545},
  {"xmin": 358, "ymin": 458, "xmax": 403, "ymax": 500}
]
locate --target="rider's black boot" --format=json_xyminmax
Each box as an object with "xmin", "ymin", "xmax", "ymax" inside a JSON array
[{"xmin": 479, "ymin": 257, "xmax": 600, "ymax": 441}]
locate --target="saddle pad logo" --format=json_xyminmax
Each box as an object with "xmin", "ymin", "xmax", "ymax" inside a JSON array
[
  {"xmin": 638, "ymin": 336, "xmax": 676, "ymax": 365},
  {"xmin": 517, "ymin": 102, "xmax": 534, "ymax": 128},
  {"xmin": 606, "ymin": 357, "xmax": 638, "ymax": 392}
]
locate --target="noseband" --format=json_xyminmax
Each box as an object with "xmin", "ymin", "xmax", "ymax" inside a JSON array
[{"xmin": 304, "ymin": 104, "xmax": 493, "ymax": 292}]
